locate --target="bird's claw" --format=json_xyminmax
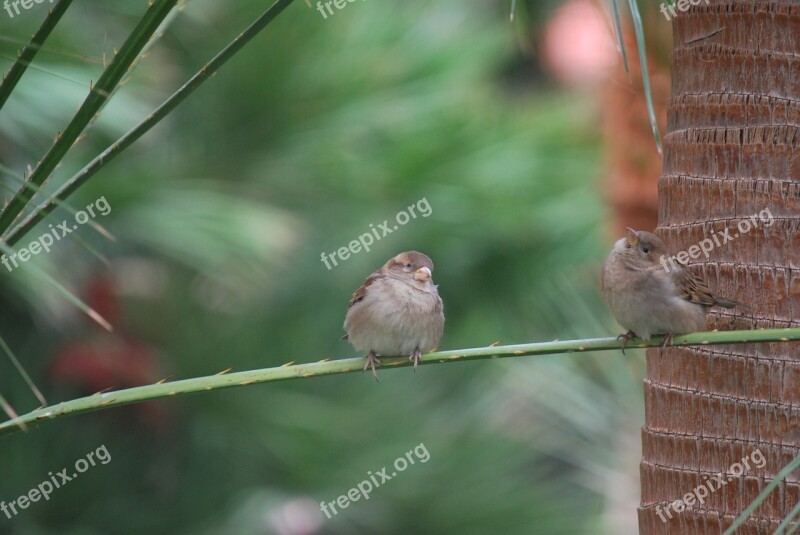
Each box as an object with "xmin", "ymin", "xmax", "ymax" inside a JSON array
[
  {"xmin": 363, "ymin": 350, "xmax": 381, "ymax": 382},
  {"xmin": 617, "ymin": 330, "xmax": 636, "ymax": 355},
  {"xmin": 410, "ymin": 347, "xmax": 422, "ymax": 373},
  {"xmin": 659, "ymin": 333, "xmax": 674, "ymax": 357}
]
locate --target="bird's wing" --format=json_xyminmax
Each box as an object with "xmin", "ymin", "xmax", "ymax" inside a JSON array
[
  {"xmin": 346, "ymin": 270, "xmax": 383, "ymax": 310},
  {"xmin": 666, "ymin": 265, "xmax": 721, "ymax": 307}
]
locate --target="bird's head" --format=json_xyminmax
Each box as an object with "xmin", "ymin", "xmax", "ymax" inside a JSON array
[
  {"xmin": 615, "ymin": 228, "xmax": 669, "ymax": 268},
  {"xmin": 385, "ymin": 251, "xmax": 435, "ymax": 284}
]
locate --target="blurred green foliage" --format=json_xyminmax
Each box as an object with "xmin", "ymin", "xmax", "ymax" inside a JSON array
[{"xmin": 0, "ymin": 1, "xmax": 644, "ymax": 533}]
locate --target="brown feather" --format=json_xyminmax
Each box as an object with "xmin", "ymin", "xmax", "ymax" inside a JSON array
[
  {"xmin": 346, "ymin": 270, "xmax": 382, "ymax": 309},
  {"xmin": 670, "ymin": 266, "xmax": 740, "ymax": 309}
]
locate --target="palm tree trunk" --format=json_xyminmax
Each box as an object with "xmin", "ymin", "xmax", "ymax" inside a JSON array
[{"xmin": 639, "ymin": 1, "xmax": 800, "ymax": 533}]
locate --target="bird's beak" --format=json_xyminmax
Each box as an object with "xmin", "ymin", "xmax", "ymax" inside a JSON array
[
  {"xmin": 413, "ymin": 266, "xmax": 432, "ymax": 282},
  {"xmin": 625, "ymin": 227, "xmax": 639, "ymax": 246}
]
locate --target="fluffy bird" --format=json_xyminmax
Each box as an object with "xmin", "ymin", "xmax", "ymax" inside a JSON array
[
  {"xmin": 601, "ymin": 228, "xmax": 741, "ymax": 350},
  {"xmin": 343, "ymin": 251, "xmax": 445, "ymax": 379}
]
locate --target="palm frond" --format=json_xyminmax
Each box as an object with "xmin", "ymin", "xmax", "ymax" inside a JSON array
[
  {"xmin": 0, "ymin": 0, "xmax": 178, "ymax": 235},
  {"xmin": 0, "ymin": 0, "xmax": 74, "ymax": 111},
  {"xmin": 0, "ymin": 242, "xmax": 112, "ymax": 331}
]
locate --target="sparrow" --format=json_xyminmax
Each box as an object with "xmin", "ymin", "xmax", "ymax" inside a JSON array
[
  {"xmin": 343, "ymin": 251, "xmax": 445, "ymax": 380},
  {"xmin": 601, "ymin": 228, "xmax": 742, "ymax": 351}
]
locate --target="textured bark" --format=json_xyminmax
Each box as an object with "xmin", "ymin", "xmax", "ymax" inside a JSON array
[{"xmin": 639, "ymin": 2, "xmax": 800, "ymax": 534}]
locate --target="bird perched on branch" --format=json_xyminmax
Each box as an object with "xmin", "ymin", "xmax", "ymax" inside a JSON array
[
  {"xmin": 343, "ymin": 251, "xmax": 445, "ymax": 380},
  {"xmin": 601, "ymin": 228, "xmax": 742, "ymax": 351}
]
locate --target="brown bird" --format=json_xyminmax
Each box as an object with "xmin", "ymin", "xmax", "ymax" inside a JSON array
[
  {"xmin": 601, "ymin": 228, "xmax": 742, "ymax": 351},
  {"xmin": 343, "ymin": 251, "xmax": 445, "ymax": 380}
]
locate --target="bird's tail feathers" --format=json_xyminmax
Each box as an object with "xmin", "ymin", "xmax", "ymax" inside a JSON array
[{"xmin": 715, "ymin": 296, "xmax": 749, "ymax": 309}]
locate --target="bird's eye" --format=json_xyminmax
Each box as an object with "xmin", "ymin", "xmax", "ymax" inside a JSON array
[
  {"xmin": 405, "ymin": 263, "xmax": 412, "ymax": 269},
  {"xmin": 642, "ymin": 247, "xmax": 649, "ymax": 254}
]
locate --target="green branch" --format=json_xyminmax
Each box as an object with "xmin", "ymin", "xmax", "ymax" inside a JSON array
[
  {"xmin": 0, "ymin": 0, "xmax": 74, "ymax": 112},
  {"xmin": 1, "ymin": 328, "xmax": 799, "ymax": 437},
  {"xmin": 0, "ymin": 0, "xmax": 178, "ymax": 235},
  {"xmin": 2, "ymin": 0, "xmax": 297, "ymax": 248}
]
